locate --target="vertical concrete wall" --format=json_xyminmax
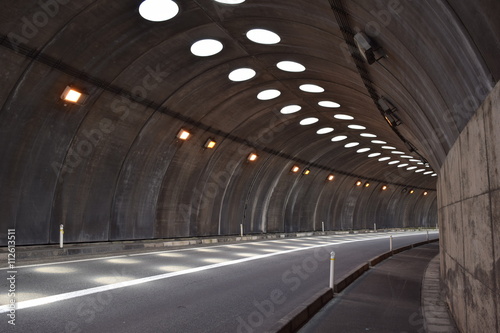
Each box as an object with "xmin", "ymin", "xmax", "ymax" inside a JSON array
[{"xmin": 438, "ymin": 81, "xmax": 500, "ymax": 333}]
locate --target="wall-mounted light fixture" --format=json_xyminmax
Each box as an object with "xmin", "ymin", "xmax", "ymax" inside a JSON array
[
  {"xmin": 327, "ymin": 174, "xmax": 335, "ymax": 181},
  {"xmin": 378, "ymin": 97, "xmax": 402, "ymax": 127},
  {"xmin": 353, "ymin": 32, "xmax": 386, "ymax": 64},
  {"xmin": 303, "ymin": 168, "xmax": 311, "ymax": 175},
  {"xmin": 291, "ymin": 165, "xmax": 300, "ymax": 173},
  {"xmin": 423, "ymin": 191, "xmax": 429, "ymax": 196},
  {"xmin": 409, "ymin": 189, "xmax": 415, "ymax": 194},
  {"xmin": 364, "ymin": 182, "xmax": 370, "ymax": 188},
  {"xmin": 177, "ymin": 129, "xmax": 191, "ymax": 141},
  {"xmin": 356, "ymin": 180, "xmax": 363, "ymax": 187},
  {"xmin": 247, "ymin": 153, "xmax": 258, "ymax": 162},
  {"xmin": 204, "ymin": 138, "xmax": 217, "ymax": 149},
  {"xmin": 381, "ymin": 185, "xmax": 388, "ymax": 191},
  {"xmin": 61, "ymin": 86, "xmax": 88, "ymax": 105}
]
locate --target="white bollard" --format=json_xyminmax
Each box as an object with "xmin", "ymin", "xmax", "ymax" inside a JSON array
[
  {"xmin": 322, "ymin": 221, "xmax": 325, "ymax": 233},
  {"xmin": 390, "ymin": 235, "xmax": 393, "ymax": 251},
  {"xmin": 240, "ymin": 224, "xmax": 243, "ymax": 237},
  {"xmin": 329, "ymin": 251, "xmax": 336, "ymax": 290},
  {"xmin": 59, "ymin": 224, "xmax": 64, "ymax": 249},
  {"xmin": 374, "ymin": 223, "xmax": 377, "ymax": 232}
]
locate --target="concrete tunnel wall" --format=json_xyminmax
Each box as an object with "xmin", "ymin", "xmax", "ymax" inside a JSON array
[{"xmin": 438, "ymin": 82, "xmax": 500, "ymax": 333}]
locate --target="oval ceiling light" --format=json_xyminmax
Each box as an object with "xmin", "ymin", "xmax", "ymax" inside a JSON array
[
  {"xmin": 246, "ymin": 29, "xmax": 281, "ymax": 44},
  {"xmin": 391, "ymin": 151, "xmax": 405, "ymax": 155},
  {"xmin": 357, "ymin": 148, "xmax": 371, "ymax": 153},
  {"xmin": 344, "ymin": 142, "xmax": 359, "ymax": 148},
  {"xmin": 368, "ymin": 152, "xmax": 381, "ymax": 158},
  {"xmin": 388, "ymin": 160, "xmax": 400, "ymax": 165},
  {"xmin": 319, "ymin": 101, "xmax": 341, "ymax": 108},
  {"xmin": 334, "ymin": 114, "xmax": 354, "ymax": 120},
  {"xmin": 401, "ymin": 155, "xmax": 414, "ymax": 159},
  {"xmin": 277, "ymin": 61, "xmax": 305, "ymax": 72},
  {"xmin": 228, "ymin": 68, "xmax": 256, "ymax": 82},
  {"xmin": 348, "ymin": 124, "xmax": 366, "ymax": 130},
  {"xmin": 331, "ymin": 135, "xmax": 348, "ymax": 142},
  {"xmin": 415, "ymin": 169, "xmax": 426, "ymax": 173},
  {"xmin": 139, "ymin": 0, "xmax": 179, "ymax": 22},
  {"xmin": 191, "ymin": 39, "xmax": 223, "ymax": 57},
  {"xmin": 398, "ymin": 163, "xmax": 409, "ymax": 168},
  {"xmin": 378, "ymin": 157, "xmax": 391, "ymax": 161},
  {"xmin": 431, "ymin": 173, "xmax": 438, "ymax": 177},
  {"xmin": 423, "ymin": 171, "xmax": 433, "ymax": 175},
  {"xmin": 317, "ymin": 127, "xmax": 334, "ymax": 134},
  {"xmin": 280, "ymin": 105, "xmax": 301, "ymax": 114},
  {"xmin": 371, "ymin": 140, "xmax": 387, "ymax": 145},
  {"xmin": 381, "ymin": 146, "xmax": 396, "ymax": 150},
  {"xmin": 214, "ymin": 0, "xmax": 245, "ymax": 4},
  {"xmin": 300, "ymin": 84, "xmax": 324, "ymax": 93},
  {"xmin": 300, "ymin": 117, "xmax": 319, "ymax": 125},
  {"xmin": 407, "ymin": 166, "xmax": 418, "ymax": 170},
  {"xmin": 257, "ymin": 89, "xmax": 281, "ymax": 100},
  {"xmin": 360, "ymin": 133, "xmax": 377, "ymax": 138}
]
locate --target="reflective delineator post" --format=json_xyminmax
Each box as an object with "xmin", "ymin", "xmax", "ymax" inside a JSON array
[
  {"xmin": 426, "ymin": 230, "xmax": 429, "ymax": 242},
  {"xmin": 59, "ymin": 224, "xmax": 64, "ymax": 249},
  {"xmin": 374, "ymin": 223, "xmax": 377, "ymax": 232},
  {"xmin": 322, "ymin": 221, "xmax": 325, "ymax": 233},
  {"xmin": 329, "ymin": 251, "xmax": 336, "ymax": 290},
  {"xmin": 240, "ymin": 224, "xmax": 243, "ymax": 237},
  {"xmin": 390, "ymin": 235, "xmax": 393, "ymax": 251}
]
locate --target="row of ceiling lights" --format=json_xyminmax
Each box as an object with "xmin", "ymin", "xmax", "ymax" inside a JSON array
[{"xmin": 176, "ymin": 127, "xmax": 432, "ymax": 194}]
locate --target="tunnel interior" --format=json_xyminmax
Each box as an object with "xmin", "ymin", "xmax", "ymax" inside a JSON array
[{"xmin": 1, "ymin": 1, "xmax": 499, "ymax": 330}]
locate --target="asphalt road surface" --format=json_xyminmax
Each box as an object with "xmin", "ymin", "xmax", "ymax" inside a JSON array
[{"xmin": 0, "ymin": 231, "xmax": 438, "ymax": 333}]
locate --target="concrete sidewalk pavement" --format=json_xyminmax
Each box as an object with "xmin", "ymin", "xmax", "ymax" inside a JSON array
[{"xmin": 299, "ymin": 243, "xmax": 458, "ymax": 333}]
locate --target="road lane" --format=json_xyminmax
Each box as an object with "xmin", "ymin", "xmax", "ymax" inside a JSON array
[{"xmin": 0, "ymin": 231, "xmax": 438, "ymax": 332}]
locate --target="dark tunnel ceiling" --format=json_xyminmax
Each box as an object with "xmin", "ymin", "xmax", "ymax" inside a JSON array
[{"xmin": 0, "ymin": 0, "xmax": 498, "ymax": 192}]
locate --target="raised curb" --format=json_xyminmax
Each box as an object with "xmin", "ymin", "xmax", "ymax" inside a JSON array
[
  {"xmin": 0, "ymin": 228, "xmax": 432, "ymax": 261},
  {"xmin": 271, "ymin": 237, "xmax": 439, "ymax": 333},
  {"xmin": 422, "ymin": 254, "xmax": 459, "ymax": 333}
]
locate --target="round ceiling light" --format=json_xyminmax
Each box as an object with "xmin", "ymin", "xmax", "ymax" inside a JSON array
[
  {"xmin": 214, "ymin": 0, "xmax": 245, "ymax": 4},
  {"xmin": 331, "ymin": 135, "xmax": 347, "ymax": 142},
  {"xmin": 318, "ymin": 101, "xmax": 341, "ymax": 108},
  {"xmin": 348, "ymin": 124, "xmax": 366, "ymax": 130},
  {"xmin": 368, "ymin": 153, "xmax": 381, "ymax": 158},
  {"xmin": 246, "ymin": 29, "xmax": 281, "ymax": 44},
  {"xmin": 280, "ymin": 105, "xmax": 301, "ymax": 114},
  {"xmin": 344, "ymin": 142, "xmax": 360, "ymax": 148},
  {"xmin": 257, "ymin": 89, "xmax": 281, "ymax": 100},
  {"xmin": 300, "ymin": 84, "xmax": 324, "ymax": 93},
  {"xmin": 228, "ymin": 68, "xmax": 256, "ymax": 82},
  {"xmin": 277, "ymin": 61, "xmax": 305, "ymax": 72},
  {"xmin": 334, "ymin": 114, "xmax": 354, "ymax": 120},
  {"xmin": 139, "ymin": 0, "xmax": 179, "ymax": 22},
  {"xmin": 360, "ymin": 133, "xmax": 377, "ymax": 138},
  {"xmin": 191, "ymin": 39, "xmax": 223, "ymax": 57},
  {"xmin": 300, "ymin": 117, "xmax": 319, "ymax": 125},
  {"xmin": 317, "ymin": 127, "xmax": 334, "ymax": 134}
]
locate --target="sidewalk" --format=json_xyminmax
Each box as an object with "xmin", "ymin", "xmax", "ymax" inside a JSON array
[{"xmin": 299, "ymin": 243, "xmax": 458, "ymax": 332}]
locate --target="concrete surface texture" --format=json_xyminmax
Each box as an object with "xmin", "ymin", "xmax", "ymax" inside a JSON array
[
  {"xmin": 3, "ymin": 1, "xmax": 500, "ymax": 245},
  {"xmin": 438, "ymin": 81, "xmax": 500, "ymax": 333}
]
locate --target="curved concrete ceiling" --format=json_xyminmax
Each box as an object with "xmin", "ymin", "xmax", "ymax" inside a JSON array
[{"xmin": 0, "ymin": 0, "xmax": 498, "ymax": 244}]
